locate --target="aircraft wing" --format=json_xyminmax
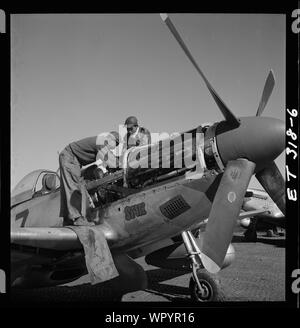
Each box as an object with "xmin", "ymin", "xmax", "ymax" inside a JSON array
[
  {"xmin": 11, "ymin": 225, "xmax": 120, "ymax": 286},
  {"xmin": 11, "ymin": 227, "xmax": 82, "ymax": 250},
  {"xmin": 238, "ymin": 208, "xmax": 270, "ymax": 219},
  {"xmin": 11, "ymin": 223, "xmax": 117, "ymax": 251}
]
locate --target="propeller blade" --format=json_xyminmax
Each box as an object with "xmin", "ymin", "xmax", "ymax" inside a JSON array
[
  {"xmin": 256, "ymin": 70, "xmax": 275, "ymax": 117},
  {"xmin": 160, "ymin": 13, "xmax": 240, "ymax": 128},
  {"xmin": 200, "ymin": 159, "xmax": 256, "ymax": 273},
  {"xmin": 255, "ymin": 161, "xmax": 285, "ymax": 215}
]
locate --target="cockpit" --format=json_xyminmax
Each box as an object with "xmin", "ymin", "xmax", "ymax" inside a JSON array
[{"xmin": 11, "ymin": 169, "xmax": 60, "ymax": 207}]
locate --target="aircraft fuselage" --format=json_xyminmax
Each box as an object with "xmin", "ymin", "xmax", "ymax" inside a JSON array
[{"xmin": 11, "ymin": 169, "xmax": 220, "ymax": 253}]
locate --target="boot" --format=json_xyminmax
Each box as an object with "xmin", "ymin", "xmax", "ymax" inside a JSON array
[{"xmin": 73, "ymin": 216, "xmax": 95, "ymax": 226}]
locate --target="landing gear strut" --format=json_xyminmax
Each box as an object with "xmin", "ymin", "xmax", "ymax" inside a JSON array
[
  {"xmin": 181, "ymin": 231, "xmax": 224, "ymax": 302},
  {"xmin": 244, "ymin": 218, "xmax": 258, "ymax": 242}
]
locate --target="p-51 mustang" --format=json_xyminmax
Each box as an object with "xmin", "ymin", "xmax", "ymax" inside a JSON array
[
  {"xmin": 239, "ymin": 188, "xmax": 285, "ymax": 241},
  {"xmin": 11, "ymin": 14, "xmax": 285, "ymax": 302}
]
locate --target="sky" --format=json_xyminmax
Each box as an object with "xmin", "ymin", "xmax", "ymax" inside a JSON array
[{"xmin": 11, "ymin": 13, "xmax": 285, "ymax": 190}]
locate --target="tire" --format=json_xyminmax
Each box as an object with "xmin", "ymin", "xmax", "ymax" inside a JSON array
[
  {"xmin": 244, "ymin": 228, "xmax": 257, "ymax": 242},
  {"xmin": 189, "ymin": 271, "xmax": 224, "ymax": 302}
]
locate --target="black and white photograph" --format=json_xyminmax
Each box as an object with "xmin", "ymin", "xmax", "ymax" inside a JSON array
[{"xmin": 1, "ymin": 8, "xmax": 299, "ymax": 313}]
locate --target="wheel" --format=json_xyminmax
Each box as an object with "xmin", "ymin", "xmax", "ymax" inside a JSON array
[
  {"xmin": 189, "ymin": 271, "xmax": 224, "ymax": 302},
  {"xmin": 244, "ymin": 227, "xmax": 257, "ymax": 242},
  {"xmin": 266, "ymin": 229, "xmax": 275, "ymax": 237}
]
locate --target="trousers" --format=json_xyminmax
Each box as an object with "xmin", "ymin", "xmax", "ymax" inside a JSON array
[{"xmin": 59, "ymin": 146, "xmax": 91, "ymax": 221}]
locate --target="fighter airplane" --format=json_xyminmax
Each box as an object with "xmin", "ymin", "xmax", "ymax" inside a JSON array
[
  {"xmin": 11, "ymin": 14, "xmax": 285, "ymax": 302},
  {"xmin": 239, "ymin": 188, "xmax": 285, "ymax": 241}
]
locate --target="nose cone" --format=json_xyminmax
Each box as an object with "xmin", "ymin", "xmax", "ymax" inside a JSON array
[{"xmin": 215, "ymin": 117, "xmax": 285, "ymax": 168}]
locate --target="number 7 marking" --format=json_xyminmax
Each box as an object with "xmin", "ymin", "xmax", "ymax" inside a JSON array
[{"xmin": 15, "ymin": 209, "xmax": 29, "ymax": 227}]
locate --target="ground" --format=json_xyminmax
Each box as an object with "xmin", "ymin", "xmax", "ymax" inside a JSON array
[{"xmin": 11, "ymin": 231, "xmax": 285, "ymax": 304}]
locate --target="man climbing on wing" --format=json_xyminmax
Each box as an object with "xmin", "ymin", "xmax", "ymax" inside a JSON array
[{"xmin": 59, "ymin": 131, "xmax": 120, "ymax": 226}]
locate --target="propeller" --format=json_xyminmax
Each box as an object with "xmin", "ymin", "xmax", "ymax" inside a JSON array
[
  {"xmin": 256, "ymin": 70, "xmax": 275, "ymax": 117},
  {"xmin": 160, "ymin": 14, "xmax": 240, "ymax": 129},
  {"xmin": 254, "ymin": 71, "xmax": 284, "ymax": 216},
  {"xmin": 160, "ymin": 14, "xmax": 285, "ymax": 273},
  {"xmin": 255, "ymin": 161, "xmax": 285, "ymax": 216},
  {"xmin": 200, "ymin": 159, "xmax": 256, "ymax": 273}
]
